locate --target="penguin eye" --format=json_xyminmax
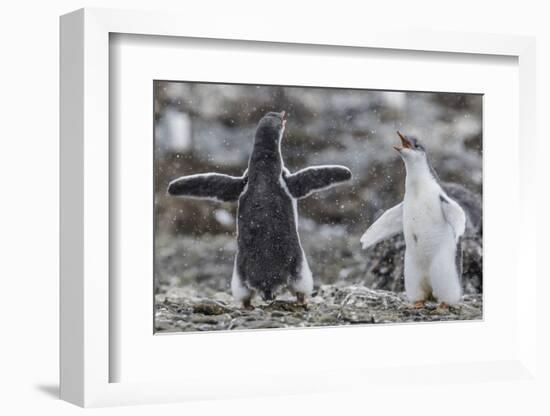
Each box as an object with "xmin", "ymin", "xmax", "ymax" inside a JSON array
[{"xmin": 409, "ymin": 138, "xmax": 423, "ymax": 151}]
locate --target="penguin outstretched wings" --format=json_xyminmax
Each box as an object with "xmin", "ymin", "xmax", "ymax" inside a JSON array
[
  {"xmin": 167, "ymin": 172, "xmax": 248, "ymax": 202},
  {"xmin": 360, "ymin": 202, "xmax": 404, "ymax": 249},
  {"xmin": 360, "ymin": 195, "xmax": 466, "ymax": 249},
  {"xmin": 167, "ymin": 111, "xmax": 353, "ymax": 307},
  {"xmin": 283, "ymin": 165, "xmax": 352, "ymax": 199}
]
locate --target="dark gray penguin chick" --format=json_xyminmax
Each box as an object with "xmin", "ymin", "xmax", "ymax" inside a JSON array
[{"xmin": 168, "ymin": 111, "xmax": 352, "ymax": 308}]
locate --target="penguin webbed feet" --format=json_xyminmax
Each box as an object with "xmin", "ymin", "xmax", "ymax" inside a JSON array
[
  {"xmin": 296, "ymin": 292, "xmax": 309, "ymax": 309},
  {"xmin": 408, "ymin": 300, "xmax": 452, "ymax": 313},
  {"xmin": 436, "ymin": 302, "xmax": 450, "ymax": 313},
  {"xmin": 239, "ymin": 292, "xmax": 310, "ymax": 310},
  {"xmin": 410, "ymin": 300, "xmax": 426, "ymax": 309}
]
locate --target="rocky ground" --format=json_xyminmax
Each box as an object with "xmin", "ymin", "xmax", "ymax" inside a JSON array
[
  {"xmin": 155, "ymin": 284, "xmax": 482, "ymax": 333},
  {"xmin": 154, "ymin": 230, "xmax": 483, "ymax": 333}
]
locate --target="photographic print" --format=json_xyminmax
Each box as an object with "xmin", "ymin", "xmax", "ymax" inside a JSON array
[{"xmin": 154, "ymin": 81, "xmax": 482, "ymax": 333}]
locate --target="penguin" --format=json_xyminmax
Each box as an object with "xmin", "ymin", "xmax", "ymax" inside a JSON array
[
  {"xmin": 360, "ymin": 131, "xmax": 467, "ymax": 309},
  {"xmin": 168, "ymin": 111, "xmax": 352, "ymax": 308}
]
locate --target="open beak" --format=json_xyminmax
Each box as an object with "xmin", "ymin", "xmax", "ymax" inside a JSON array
[{"xmin": 394, "ymin": 131, "xmax": 412, "ymax": 151}]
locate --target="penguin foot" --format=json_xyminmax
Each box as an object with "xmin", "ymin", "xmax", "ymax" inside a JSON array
[
  {"xmin": 296, "ymin": 292, "xmax": 308, "ymax": 307},
  {"xmin": 242, "ymin": 299, "xmax": 254, "ymax": 310},
  {"xmin": 410, "ymin": 300, "xmax": 426, "ymax": 309},
  {"xmin": 436, "ymin": 302, "xmax": 449, "ymax": 313}
]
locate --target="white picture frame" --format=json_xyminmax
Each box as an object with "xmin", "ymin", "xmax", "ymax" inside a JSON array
[{"xmin": 60, "ymin": 8, "xmax": 537, "ymax": 408}]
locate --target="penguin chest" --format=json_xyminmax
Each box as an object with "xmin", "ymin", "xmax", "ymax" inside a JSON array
[{"xmin": 403, "ymin": 193, "xmax": 448, "ymax": 257}]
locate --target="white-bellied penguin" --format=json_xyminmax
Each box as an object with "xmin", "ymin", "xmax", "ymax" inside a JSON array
[
  {"xmin": 360, "ymin": 131, "xmax": 467, "ymax": 309},
  {"xmin": 168, "ymin": 111, "xmax": 352, "ymax": 308}
]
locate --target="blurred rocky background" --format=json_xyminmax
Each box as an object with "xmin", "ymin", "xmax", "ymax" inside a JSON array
[{"xmin": 154, "ymin": 81, "xmax": 483, "ymax": 332}]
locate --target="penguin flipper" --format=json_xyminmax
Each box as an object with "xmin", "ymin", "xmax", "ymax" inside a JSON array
[
  {"xmin": 167, "ymin": 172, "xmax": 247, "ymax": 202},
  {"xmin": 443, "ymin": 182, "xmax": 482, "ymax": 233},
  {"xmin": 360, "ymin": 202, "xmax": 403, "ymax": 249},
  {"xmin": 283, "ymin": 165, "xmax": 352, "ymax": 199},
  {"xmin": 439, "ymin": 195, "xmax": 466, "ymax": 242}
]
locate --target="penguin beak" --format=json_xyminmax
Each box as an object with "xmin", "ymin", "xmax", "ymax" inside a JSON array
[{"xmin": 394, "ymin": 131, "xmax": 412, "ymax": 151}]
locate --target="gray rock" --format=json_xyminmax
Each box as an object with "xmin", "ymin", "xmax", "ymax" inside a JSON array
[{"xmin": 192, "ymin": 300, "xmax": 232, "ymax": 316}]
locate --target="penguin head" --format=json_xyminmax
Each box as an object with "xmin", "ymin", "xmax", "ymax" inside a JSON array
[
  {"xmin": 255, "ymin": 111, "xmax": 286, "ymax": 147},
  {"xmin": 393, "ymin": 131, "xmax": 427, "ymax": 164}
]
